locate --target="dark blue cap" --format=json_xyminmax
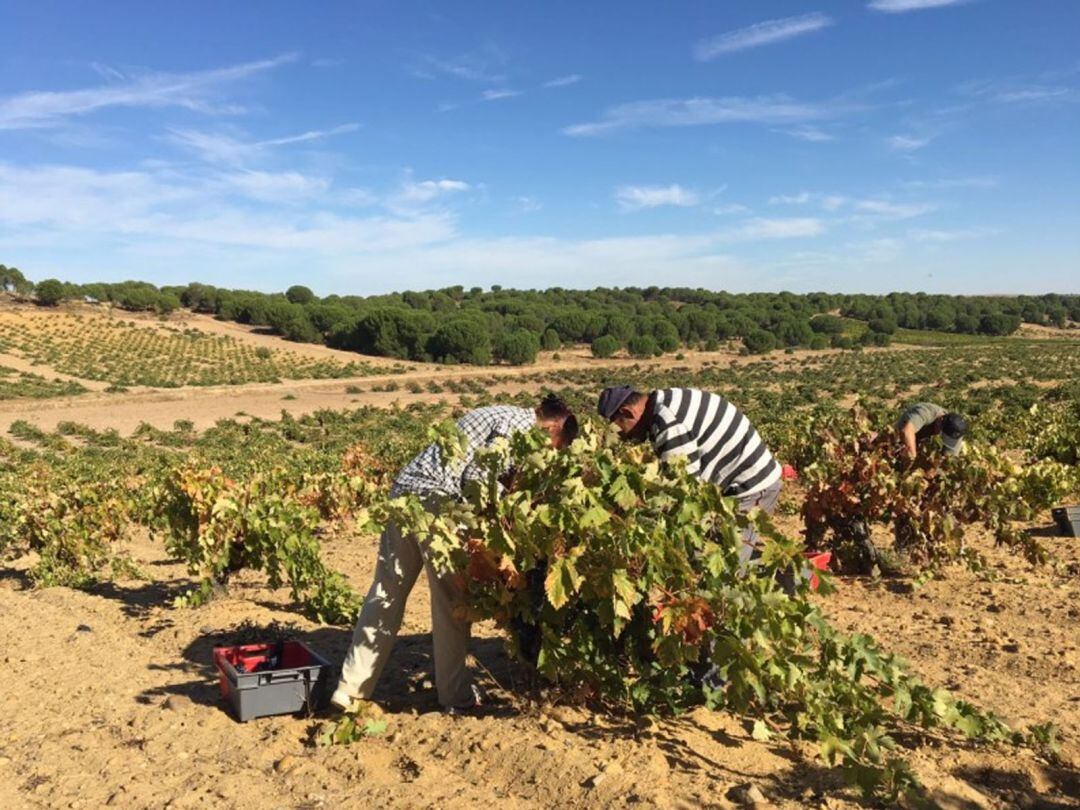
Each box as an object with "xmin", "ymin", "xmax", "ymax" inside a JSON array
[{"xmin": 597, "ymin": 385, "xmax": 635, "ymax": 420}]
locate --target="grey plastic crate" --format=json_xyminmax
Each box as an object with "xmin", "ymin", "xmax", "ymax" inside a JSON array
[
  {"xmin": 214, "ymin": 641, "xmax": 331, "ymax": 722},
  {"xmin": 1052, "ymin": 506, "xmax": 1080, "ymax": 538}
]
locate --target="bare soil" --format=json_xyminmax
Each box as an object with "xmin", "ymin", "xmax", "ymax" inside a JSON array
[
  {"xmin": 2, "ymin": 302, "xmax": 1078, "ymax": 808},
  {"xmin": 1, "ymin": 508, "xmax": 1077, "ymax": 809}
]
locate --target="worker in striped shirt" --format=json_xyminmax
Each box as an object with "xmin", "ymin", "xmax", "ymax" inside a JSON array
[
  {"xmin": 332, "ymin": 395, "xmax": 578, "ymax": 713},
  {"xmin": 597, "ymin": 385, "xmax": 782, "ymax": 557}
]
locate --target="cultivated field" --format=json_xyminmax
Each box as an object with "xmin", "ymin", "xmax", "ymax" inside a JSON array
[{"xmin": 1, "ymin": 301, "xmax": 1079, "ymax": 809}]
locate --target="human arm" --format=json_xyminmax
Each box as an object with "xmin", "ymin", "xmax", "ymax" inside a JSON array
[
  {"xmin": 652, "ymin": 406, "xmax": 702, "ymax": 475},
  {"xmin": 897, "ymin": 420, "xmax": 918, "ymax": 460},
  {"xmin": 459, "ymin": 410, "xmax": 531, "ymax": 493}
]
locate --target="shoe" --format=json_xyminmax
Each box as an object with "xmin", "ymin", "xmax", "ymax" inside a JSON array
[
  {"xmin": 329, "ymin": 686, "xmax": 357, "ymax": 713},
  {"xmin": 443, "ymin": 684, "xmax": 484, "ymax": 716}
]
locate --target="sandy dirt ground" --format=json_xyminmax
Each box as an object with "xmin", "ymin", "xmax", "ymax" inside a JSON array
[
  {"xmin": 3, "ymin": 302, "xmax": 1078, "ymax": 808},
  {"xmin": 0, "ymin": 299, "xmax": 899, "ymax": 435},
  {"xmin": 1, "ymin": 500, "xmax": 1078, "ymax": 810}
]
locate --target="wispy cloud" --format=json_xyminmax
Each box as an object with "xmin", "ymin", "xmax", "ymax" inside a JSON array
[
  {"xmin": 900, "ymin": 176, "xmax": 998, "ymax": 190},
  {"xmin": 908, "ymin": 226, "xmax": 995, "ymax": 242},
  {"xmin": 769, "ymin": 192, "xmax": 812, "ymax": 205},
  {"xmin": 481, "ymin": 88, "xmax": 521, "ymax": 102},
  {"xmin": 868, "ymin": 0, "xmax": 971, "ymax": 12},
  {"xmin": 854, "ymin": 199, "xmax": 935, "ymax": 219},
  {"xmin": 778, "ymin": 125, "xmax": 835, "ymax": 142},
  {"xmin": 726, "ymin": 217, "xmax": 825, "ymax": 240},
  {"xmin": 89, "ymin": 62, "xmax": 126, "ymax": 81},
  {"xmin": 413, "ymin": 46, "xmax": 509, "ymax": 83},
  {"xmin": 0, "ymin": 53, "xmax": 297, "ymax": 130},
  {"xmin": 395, "ymin": 177, "xmax": 471, "ymax": 207},
  {"xmin": 695, "ymin": 13, "xmax": 833, "ymax": 60},
  {"xmin": 615, "ymin": 184, "xmax": 700, "ymax": 211},
  {"xmin": 564, "ymin": 95, "xmax": 831, "ymax": 137},
  {"xmin": 216, "ymin": 170, "xmax": 331, "ymax": 204},
  {"xmin": 959, "ymin": 78, "xmax": 1073, "ymax": 105},
  {"xmin": 0, "ymin": 161, "xmax": 456, "ymax": 253},
  {"xmin": 887, "ymin": 134, "xmax": 932, "ymax": 151},
  {"xmin": 513, "ymin": 196, "xmax": 542, "ymax": 214},
  {"xmin": 543, "ymin": 74, "xmax": 582, "ymax": 88},
  {"xmin": 769, "ymin": 191, "xmax": 848, "ymax": 210},
  {"xmin": 768, "ymin": 191, "xmax": 934, "ymax": 220},
  {"xmin": 713, "ymin": 203, "xmax": 751, "ymax": 216},
  {"xmin": 168, "ymin": 123, "xmax": 359, "ymax": 165}
]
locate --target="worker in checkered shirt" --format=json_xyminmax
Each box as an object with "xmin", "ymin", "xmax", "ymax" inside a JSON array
[{"xmin": 332, "ymin": 395, "xmax": 578, "ymax": 712}]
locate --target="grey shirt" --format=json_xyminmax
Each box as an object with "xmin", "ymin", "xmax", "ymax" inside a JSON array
[{"xmin": 896, "ymin": 402, "xmax": 946, "ymax": 445}]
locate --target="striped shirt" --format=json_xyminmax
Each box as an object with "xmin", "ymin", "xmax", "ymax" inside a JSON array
[
  {"xmin": 648, "ymin": 388, "xmax": 781, "ymax": 497},
  {"xmin": 391, "ymin": 405, "xmax": 537, "ymax": 499}
]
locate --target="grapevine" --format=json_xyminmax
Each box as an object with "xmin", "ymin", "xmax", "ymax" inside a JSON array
[
  {"xmin": 377, "ymin": 422, "xmax": 1040, "ymax": 800},
  {"xmin": 802, "ymin": 408, "xmax": 1080, "ymax": 572}
]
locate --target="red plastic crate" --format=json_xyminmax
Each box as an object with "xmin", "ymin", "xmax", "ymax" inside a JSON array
[
  {"xmin": 212, "ymin": 640, "xmax": 330, "ymax": 721},
  {"xmin": 803, "ymin": 551, "xmax": 831, "ymax": 591}
]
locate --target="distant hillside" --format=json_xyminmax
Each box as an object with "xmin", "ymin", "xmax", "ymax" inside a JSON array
[{"xmin": 3, "ymin": 264, "xmax": 1078, "ymax": 365}]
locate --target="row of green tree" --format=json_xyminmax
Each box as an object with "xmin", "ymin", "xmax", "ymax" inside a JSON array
[{"xmin": 3, "ymin": 265, "xmax": 1077, "ymax": 365}]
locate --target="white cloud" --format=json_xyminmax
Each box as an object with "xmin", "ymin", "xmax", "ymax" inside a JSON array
[
  {"xmin": 908, "ymin": 227, "xmax": 995, "ymax": 242},
  {"xmin": 868, "ymin": 0, "xmax": 971, "ymax": 12},
  {"xmin": 615, "ymin": 184, "xmax": 700, "ymax": 211},
  {"xmin": 844, "ymin": 237, "xmax": 905, "ymax": 263},
  {"xmin": 769, "ymin": 191, "xmax": 848, "ymax": 210},
  {"xmin": 766, "ymin": 191, "xmax": 934, "ymax": 220},
  {"xmin": 0, "ymin": 162, "xmax": 454, "ymax": 253},
  {"xmin": 168, "ymin": 123, "xmax": 359, "ymax": 165},
  {"xmin": 395, "ymin": 178, "xmax": 471, "ymax": 206},
  {"xmin": 481, "ymin": 88, "xmax": 521, "ymax": 102},
  {"xmin": 695, "ymin": 13, "xmax": 833, "ymax": 60},
  {"xmin": 888, "ymin": 134, "xmax": 932, "ymax": 151},
  {"xmin": 514, "ymin": 196, "xmax": 543, "ymax": 213},
  {"xmin": 415, "ymin": 47, "xmax": 508, "ymax": 84},
  {"xmin": 854, "ymin": 199, "xmax": 935, "ymax": 219},
  {"xmin": 779, "ymin": 125, "xmax": 834, "ymax": 142},
  {"xmin": 216, "ymin": 171, "xmax": 331, "ymax": 204},
  {"xmin": 899, "ymin": 176, "xmax": 998, "ymax": 190},
  {"xmin": 992, "ymin": 87, "xmax": 1070, "ymax": 104},
  {"xmin": 712, "ymin": 203, "xmax": 751, "ymax": 215},
  {"xmin": 543, "ymin": 75, "xmax": 582, "ymax": 88},
  {"xmin": 564, "ymin": 95, "xmax": 830, "ymax": 136},
  {"xmin": 726, "ymin": 217, "xmax": 825, "ymax": 240},
  {"xmin": 769, "ymin": 192, "xmax": 812, "ymax": 205},
  {"xmin": 89, "ymin": 62, "xmax": 126, "ymax": 81},
  {"xmin": 0, "ymin": 53, "xmax": 297, "ymax": 130}
]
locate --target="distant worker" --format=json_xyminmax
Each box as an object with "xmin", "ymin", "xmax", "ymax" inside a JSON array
[
  {"xmin": 597, "ymin": 385, "xmax": 781, "ymax": 559},
  {"xmin": 895, "ymin": 402, "xmax": 967, "ymax": 460},
  {"xmin": 332, "ymin": 395, "xmax": 578, "ymax": 713}
]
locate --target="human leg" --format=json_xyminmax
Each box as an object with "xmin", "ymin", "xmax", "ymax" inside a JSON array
[{"xmin": 333, "ymin": 521, "xmax": 424, "ymax": 707}]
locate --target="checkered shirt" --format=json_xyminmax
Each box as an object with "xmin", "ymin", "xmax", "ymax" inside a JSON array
[{"xmin": 390, "ymin": 405, "xmax": 537, "ymax": 498}]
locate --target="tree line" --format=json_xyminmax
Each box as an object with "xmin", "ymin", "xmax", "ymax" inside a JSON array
[{"xmin": 2, "ymin": 264, "xmax": 1077, "ymax": 365}]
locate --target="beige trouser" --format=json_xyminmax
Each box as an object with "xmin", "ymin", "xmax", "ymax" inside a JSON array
[{"xmin": 334, "ymin": 502, "xmax": 473, "ymax": 709}]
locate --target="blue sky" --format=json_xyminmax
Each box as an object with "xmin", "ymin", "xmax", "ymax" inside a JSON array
[{"xmin": 1, "ymin": 0, "xmax": 1077, "ymax": 295}]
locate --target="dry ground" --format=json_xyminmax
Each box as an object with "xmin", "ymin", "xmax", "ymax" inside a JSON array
[
  {"xmin": 0, "ymin": 301, "xmax": 901, "ymax": 435},
  {"xmin": 2, "ymin": 301, "xmax": 1078, "ymax": 808},
  {"xmin": 1, "ymin": 509, "xmax": 1077, "ymax": 810}
]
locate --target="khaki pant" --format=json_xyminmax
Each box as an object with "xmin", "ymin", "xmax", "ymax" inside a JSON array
[
  {"xmin": 334, "ymin": 501, "xmax": 473, "ymax": 709},
  {"xmin": 734, "ymin": 480, "xmax": 783, "ymax": 559}
]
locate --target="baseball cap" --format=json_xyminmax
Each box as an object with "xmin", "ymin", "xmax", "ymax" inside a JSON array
[
  {"xmin": 941, "ymin": 413, "xmax": 967, "ymax": 455},
  {"xmin": 597, "ymin": 385, "xmax": 635, "ymax": 420}
]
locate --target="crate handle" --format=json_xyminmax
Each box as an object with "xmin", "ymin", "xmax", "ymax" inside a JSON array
[{"xmin": 264, "ymin": 669, "xmax": 302, "ymax": 683}]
